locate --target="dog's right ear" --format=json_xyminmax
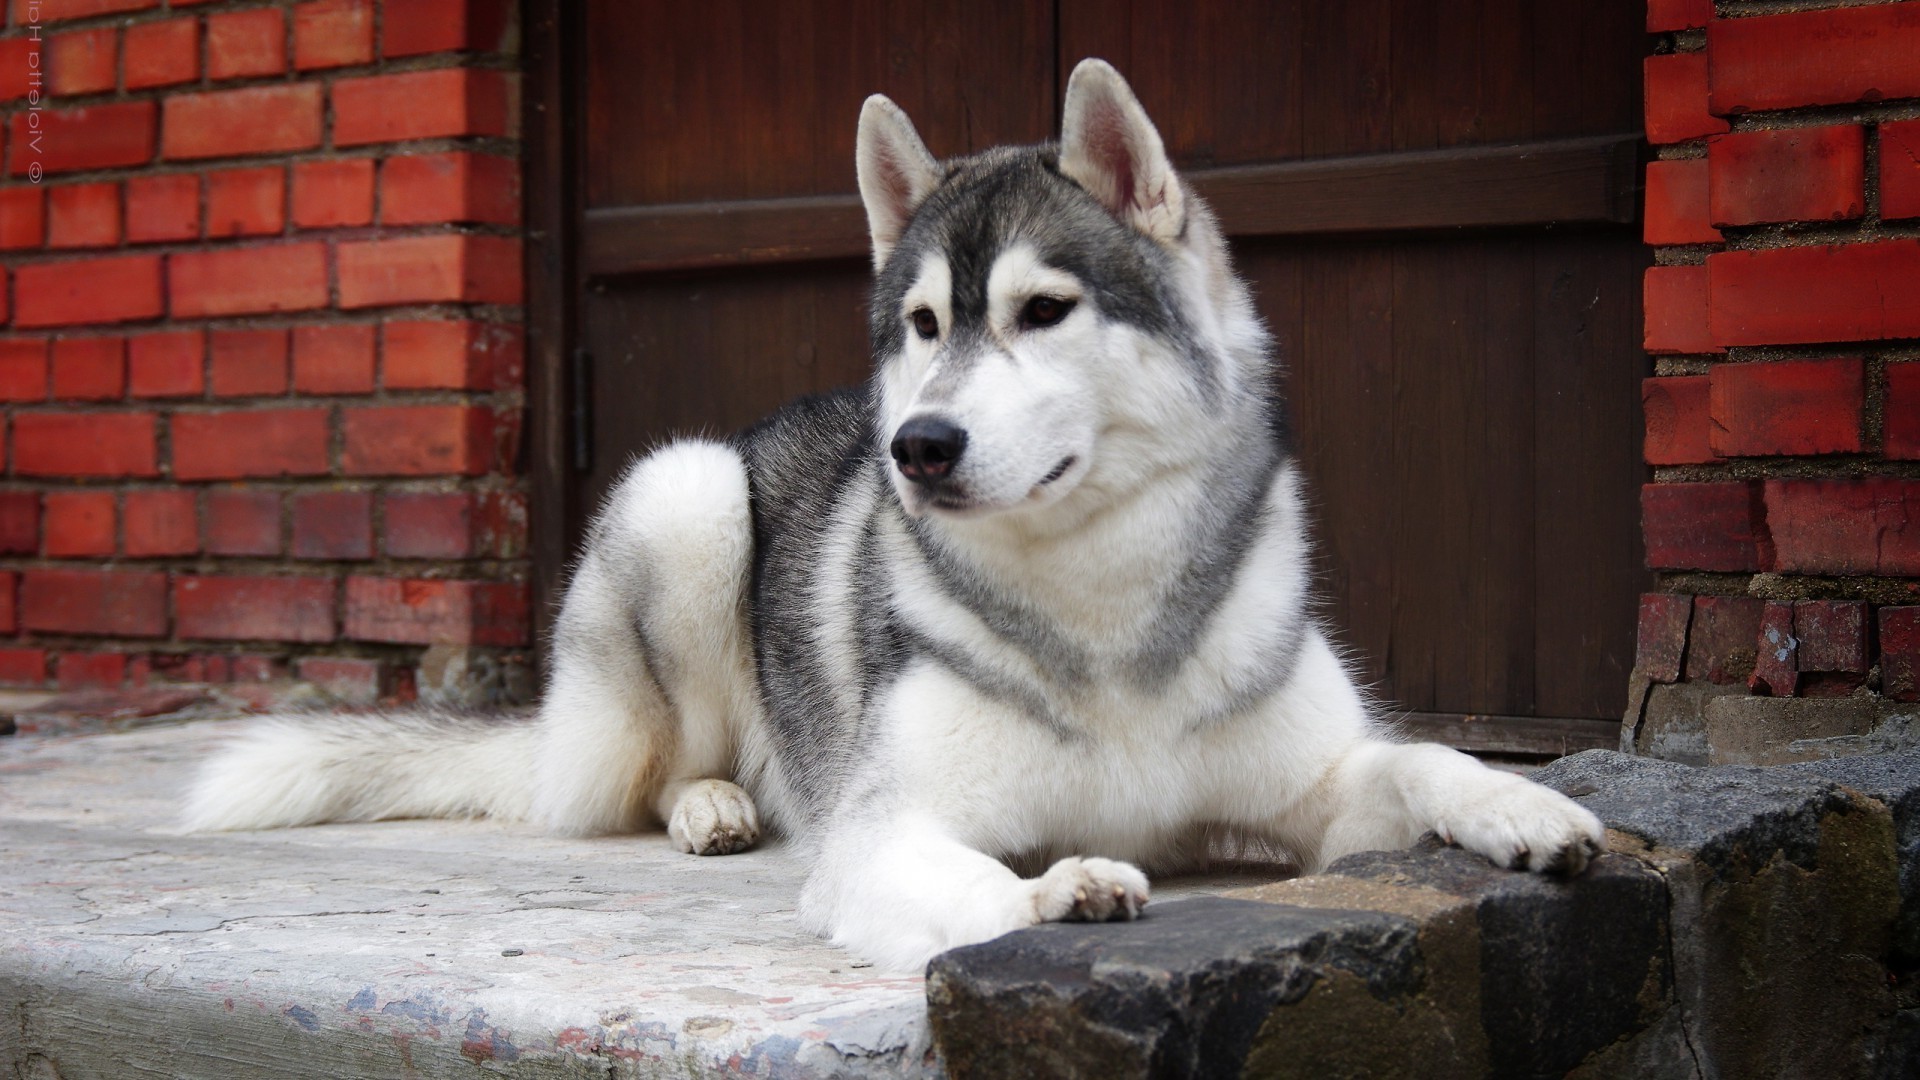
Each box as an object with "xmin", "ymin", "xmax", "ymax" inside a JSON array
[{"xmin": 856, "ymin": 95, "xmax": 940, "ymax": 272}]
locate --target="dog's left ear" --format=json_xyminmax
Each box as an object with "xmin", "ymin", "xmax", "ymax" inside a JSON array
[
  {"xmin": 856, "ymin": 95, "xmax": 941, "ymax": 272},
  {"xmin": 1060, "ymin": 59, "xmax": 1185, "ymax": 242}
]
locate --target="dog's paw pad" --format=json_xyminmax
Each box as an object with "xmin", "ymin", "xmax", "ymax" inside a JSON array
[
  {"xmin": 1031, "ymin": 856, "xmax": 1150, "ymax": 923},
  {"xmin": 667, "ymin": 779, "xmax": 760, "ymax": 856}
]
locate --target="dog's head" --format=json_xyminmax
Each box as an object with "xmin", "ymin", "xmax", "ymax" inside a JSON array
[{"xmin": 857, "ymin": 59, "xmax": 1270, "ymax": 523}]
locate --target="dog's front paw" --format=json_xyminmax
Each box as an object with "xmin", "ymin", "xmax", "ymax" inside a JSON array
[
  {"xmin": 667, "ymin": 779, "xmax": 760, "ymax": 855},
  {"xmin": 1030, "ymin": 856, "xmax": 1150, "ymax": 923},
  {"xmin": 1437, "ymin": 778, "xmax": 1604, "ymax": 875}
]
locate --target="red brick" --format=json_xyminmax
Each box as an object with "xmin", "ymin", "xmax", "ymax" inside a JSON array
[
  {"xmin": 124, "ymin": 17, "xmax": 199, "ymax": 90},
  {"xmin": 57, "ymin": 651, "xmax": 127, "ymax": 689},
  {"xmin": 1750, "ymin": 600, "xmax": 1798, "ymax": 697},
  {"xmin": 1707, "ymin": 357, "xmax": 1863, "ymax": 457},
  {"xmin": 124, "ymin": 174, "xmax": 199, "ymax": 243},
  {"xmin": 332, "ymin": 69, "xmax": 513, "ymax": 146},
  {"xmin": 1880, "ymin": 606, "xmax": 1920, "ymax": 702},
  {"xmin": 295, "ymin": 656, "xmax": 387, "ymax": 704},
  {"xmin": 1684, "ymin": 595, "xmax": 1764, "ymax": 685},
  {"xmin": 46, "ymin": 182, "xmax": 121, "ymax": 249},
  {"xmin": 127, "ymin": 330, "xmax": 204, "ymax": 398},
  {"xmin": 15, "ymin": 412, "xmax": 157, "ymax": 477},
  {"xmin": 23, "ymin": 0, "xmax": 155, "ymax": 21},
  {"xmin": 14, "ymin": 254, "xmax": 164, "ymax": 328},
  {"xmin": 50, "ymin": 336, "xmax": 126, "ymax": 400},
  {"xmin": 1882, "ymin": 119, "xmax": 1920, "ymax": 223},
  {"xmin": 1647, "ymin": 0, "xmax": 1712, "ymax": 33},
  {"xmin": 0, "ymin": 492, "xmax": 40, "ymax": 554},
  {"xmin": 1708, "ymin": 240, "xmax": 1920, "ymax": 347},
  {"xmin": 1642, "ymin": 481, "xmax": 1770, "ymax": 572},
  {"xmin": 382, "ymin": 0, "xmax": 513, "ymax": 57},
  {"xmin": 0, "ymin": 186, "xmax": 46, "ymax": 249},
  {"xmin": 381, "ymin": 152, "xmax": 520, "ymax": 226},
  {"xmin": 1645, "ymin": 53, "xmax": 1726, "ymax": 146},
  {"xmin": 338, "ymin": 235, "xmax": 522, "ymax": 308},
  {"xmin": 1642, "ymin": 375, "xmax": 1716, "ymax": 466},
  {"xmin": 123, "ymin": 489, "xmax": 197, "ymax": 556},
  {"xmin": 292, "ymin": 323, "xmax": 375, "ymax": 394},
  {"xmin": 21, "ymin": 568, "xmax": 167, "ymax": 637},
  {"xmin": 292, "ymin": 490, "xmax": 372, "ymax": 558},
  {"xmin": 383, "ymin": 491, "xmax": 472, "ymax": 558},
  {"xmin": 1886, "ymin": 362, "xmax": 1920, "ymax": 461},
  {"xmin": 1634, "ymin": 592, "xmax": 1692, "ymax": 683},
  {"xmin": 204, "ymin": 489, "xmax": 281, "ymax": 555},
  {"xmin": 9, "ymin": 101, "xmax": 156, "ymax": 176},
  {"xmin": 344, "ymin": 575, "xmax": 528, "ymax": 646},
  {"xmin": 0, "ymin": 649, "xmax": 48, "ymax": 686},
  {"xmin": 205, "ymin": 166, "xmax": 286, "ymax": 238},
  {"xmin": 382, "ymin": 319, "xmax": 519, "ymax": 390},
  {"xmin": 169, "ymin": 243, "xmax": 329, "ymax": 318},
  {"xmin": 0, "ymin": 576, "xmax": 15, "ymax": 635},
  {"xmin": 1794, "ymin": 600, "xmax": 1869, "ymax": 675},
  {"xmin": 291, "ymin": 158, "xmax": 374, "ymax": 228},
  {"xmin": 1643, "ymin": 158, "xmax": 1720, "ymax": 247},
  {"xmin": 474, "ymin": 490, "xmax": 525, "ymax": 557},
  {"xmin": 163, "ymin": 85, "xmax": 324, "ymax": 160},
  {"xmin": 0, "ymin": 38, "xmax": 36, "ymax": 103},
  {"xmin": 342, "ymin": 404, "xmax": 491, "ymax": 476},
  {"xmin": 1643, "ymin": 265, "xmax": 1721, "ymax": 355},
  {"xmin": 1707, "ymin": 126, "xmax": 1865, "ymax": 226},
  {"xmin": 1709, "ymin": 4, "xmax": 1920, "ymax": 114},
  {"xmin": 47, "ymin": 27, "xmax": 117, "ymax": 96},
  {"xmin": 171, "ymin": 408, "xmax": 330, "ymax": 480},
  {"xmin": 229, "ymin": 654, "xmax": 284, "ymax": 683},
  {"xmin": 295, "ymin": 0, "xmax": 375, "ymax": 69},
  {"xmin": 1765, "ymin": 478, "xmax": 1920, "ymax": 576},
  {"xmin": 0, "ymin": 338, "xmax": 49, "ymax": 401},
  {"xmin": 43, "ymin": 491, "xmax": 115, "ymax": 557},
  {"xmin": 207, "ymin": 7, "xmax": 286, "ymax": 80},
  {"xmin": 175, "ymin": 575, "xmax": 335, "ymax": 642},
  {"xmin": 209, "ymin": 328, "xmax": 290, "ymax": 397}
]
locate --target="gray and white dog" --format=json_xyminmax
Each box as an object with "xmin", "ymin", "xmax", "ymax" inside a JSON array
[{"xmin": 186, "ymin": 60, "xmax": 1604, "ymax": 972}]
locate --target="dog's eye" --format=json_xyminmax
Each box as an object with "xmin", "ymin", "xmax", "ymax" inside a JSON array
[
  {"xmin": 911, "ymin": 308, "xmax": 940, "ymax": 340},
  {"xmin": 1020, "ymin": 296, "xmax": 1074, "ymax": 330}
]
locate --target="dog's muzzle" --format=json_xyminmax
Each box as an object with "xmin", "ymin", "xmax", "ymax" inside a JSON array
[{"xmin": 890, "ymin": 416, "xmax": 967, "ymax": 485}]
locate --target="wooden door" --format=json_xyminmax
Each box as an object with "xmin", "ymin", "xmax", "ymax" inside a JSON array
[{"xmin": 529, "ymin": 1, "xmax": 1651, "ymax": 756}]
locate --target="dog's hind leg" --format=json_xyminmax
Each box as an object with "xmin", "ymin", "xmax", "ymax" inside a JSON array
[{"xmin": 531, "ymin": 440, "xmax": 760, "ymax": 852}]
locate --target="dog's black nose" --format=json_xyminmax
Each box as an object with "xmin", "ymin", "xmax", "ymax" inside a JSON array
[{"xmin": 890, "ymin": 417, "xmax": 967, "ymax": 484}]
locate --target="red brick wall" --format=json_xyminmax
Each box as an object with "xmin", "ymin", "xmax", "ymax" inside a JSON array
[
  {"xmin": 0, "ymin": 0, "xmax": 527, "ymax": 705},
  {"xmin": 1635, "ymin": 0, "xmax": 1920, "ymax": 762}
]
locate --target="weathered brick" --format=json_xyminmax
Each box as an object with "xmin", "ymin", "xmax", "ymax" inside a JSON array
[
  {"xmin": 124, "ymin": 174, "xmax": 199, "ymax": 244},
  {"xmin": 1794, "ymin": 600, "xmax": 1869, "ymax": 675},
  {"xmin": 1685, "ymin": 595, "xmax": 1765, "ymax": 686},
  {"xmin": 0, "ymin": 185, "xmax": 46, "ymax": 249},
  {"xmin": 0, "ymin": 573, "xmax": 14, "ymax": 634},
  {"xmin": 42, "ymin": 491, "xmax": 115, "ymax": 558},
  {"xmin": 14, "ymin": 413, "xmax": 157, "ymax": 477},
  {"xmin": 382, "ymin": 319, "xmax": 519, "ymax": 390},
  {"xmin": 331, "ymin": 69, "xmax": 513, "ymax": 146},
  {"xmin": 1645, "ymin": 53, "xmax": 1726, "ymax": 146},
  {"xmin": 1765, "ymin": 478, "xmax": 1920, "ymax": 576},
  {"xmin": 1647, "ymin": 0, "xmax": 1711, "ymax": 33},
  {"xmin": 382, "ymin": 0, "xmax": 513, "ymax": 57},
  {"xmin": 1635, "ymin": 592, "xmax": 1692, "ymax": 683},
  {"xmin": 57, "ymin": 651, "xmax": 127, "ymax": 689},
  {"xmin": 381, "ymin": 152, "xmax": 520, "ymax": 226},
  {"xmin": 14, "ymin": 254, "xmax": 165, "ymax": 328},
  {"xmin": 9, "ymin": 101, "xmax": 156, "ymax": 176},
  {"xmin": 170, "ymin": 408, "xmax": 330, "ymax": 480},
  {"xmin": 294, "ymin": 0, "xmax": 375, "ymax": 69},
  {"xmin": 1885, "ymin": 119, "xmax": 1920, "ymax": 223},
  {"xmin": 342, "ymin": 404, "xmax": 492, "ymax": 476},
  {"xmin": 204, "ymin": 489, "xmax": 281, "ymax": 556},
  {"xmin": 291, "ymin": 158, "xmax": 374, "ymax": 229},
  {"xmin": 24, "ymin": 0, "xmax": 155, "ymax": 21},
  {"xmin": 48, "ymin": 27, "xmax": 116, "ymax": 96},
  {"xmin": 1708, "ymin": 240, "xmax": 1920, "ymax": 347},
  {"xmin": 0, "ymin": 339, "xmax": 48, "ymax": 401},
  {"xmin": 50, "ymin": 336, "xmax": 126, "ymax": 401},
  {"xmin": 124, "ymin": 17, "xmax": 199, "ymax": 90},
  {"xmin": 207, "ymin": 7, "xmax": 286, "ymax": 80},
  {"xmin": 291, "ymin": 490, "xmax": 372, "ymax": 559},
  {"xmin": 1643, "ymin": 265, "xmax": 1721, "ymax": 355},
  {"xmin": 46, "ymin": 182, "xmax": 120, "ymax": 249},
  {"xmin": 0, "ymin": 648, "xmax": 48, "ymax": 686},
  {"xmin": 127, "ymin": 330, "xmax": 204, "ymax": 398},
  {"xmin": 1707, "ymin": 357, "xmax": 1863, "ymax": 457},
  {"xmin": 1642, "ymin": 375, "xmax": 1716, "ymax": 465},
  {"xmin": 295, "ymin": 655, "xmax": 386, "ymax": 704},
  {"xmin": 0, "ymin": 492, "xmax": 41, "ymax": 554},
  {"xmin": 205, "ymin": 166, "xmax": 286, "ymax": 238},
  {"xmin": 1880, "ymin": 607, "xmax": 1920, "ymax": 702},
  {"xmin": 337, "ymin": 235, "xmax": 523, "ymax": 308},
  {"xmin": 1750, "ymin": 601, "xmax": 1798, "ymax": 697},
  {"xmin": 291, "ymin": 323, "xmax": 376, "ymax": 394},
  {"xmin": 162, "ymin": 85, "xmax": 324, "ymax": 160},
  {"xmin": 1709, "ymin": 4, "xmax": 1920, "ymax": 113},
  {"xmin": 1707, "ymin": 126, "xmax": 1865, "ymax": 226},
  {"xmin": 1644, "ymin": 158, "xmax": 1720, "ymax": 246},
  {"xmin": 344, "ymin": 575, "xmax": 529, "ymax": 646},
  {"xmin": 170, "ymin": 243, "xmax": 329, "ymax": 318},
  {"xmin": 21, "ymin": 568, "xmax": 168, "ymax": 637},
  {"xmin": 122, "ymin": 489, "xmax": 197, "ymax": 557},
  {"xmin": 1642, "ymin": 481, "xmax": 1770, "ymax": 572},
  {"xmin": 384, "ymin": 491, "xmax": 475, "ymax": 558},
  {"xmin": 174, "ymin": 575, "xmax": 336, "ymax": 643},
  {"xmin": 209, "ymin": 328, "xmax": 290, "ymax": 397}
]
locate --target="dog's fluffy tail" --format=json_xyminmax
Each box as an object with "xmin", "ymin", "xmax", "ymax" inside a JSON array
[{"xmin": 181, "ymin": 712, "xmax": 540, "ymax": 832}]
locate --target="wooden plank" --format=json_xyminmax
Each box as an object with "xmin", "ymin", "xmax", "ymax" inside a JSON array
[
  {"xmin": 1395, "ymin": 712, "xmax": 1621, "ymax": 758},
  {"xmin": 580, "ymin": 134, "xmax": 1641, "ymax": 277}
]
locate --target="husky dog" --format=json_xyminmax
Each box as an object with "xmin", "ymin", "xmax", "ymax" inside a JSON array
[{"xmin": 186, "ymin": 60, "xmax": 1604, "ymax": 972}]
